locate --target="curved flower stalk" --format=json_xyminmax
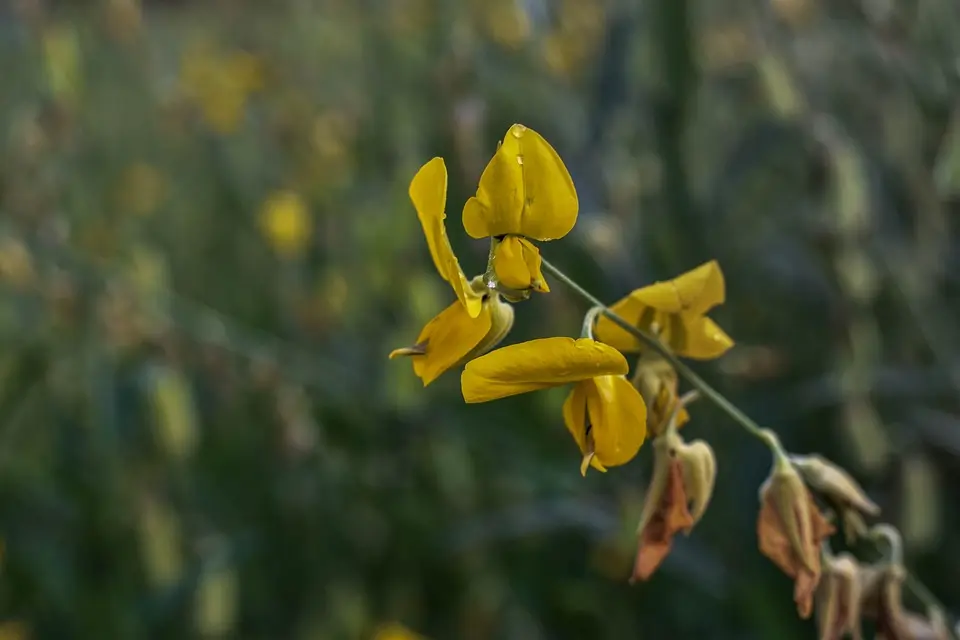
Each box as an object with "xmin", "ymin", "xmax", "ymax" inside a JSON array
[
  {"xmin": 389, "ymin": 158, "xmax": 514, "ymax": 385},
  {"xmin": 462, "ymin": 124, "xmax": 578, "ymax": 296},
  {"xmin": 390, "ymin": 136, "xmax": 954, "ymax": 640},
  {"xmin": 461, "ymin": 337, "xmax": 647, "ymax": 474}
]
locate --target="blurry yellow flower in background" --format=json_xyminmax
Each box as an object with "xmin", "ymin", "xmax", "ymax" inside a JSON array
[
  {"xmin": 477, "ymin": 0, "xmax": 531, "ymax": 50},
  {"xmin": 390, "ymin": 158, "xmax": 514, "ymax": 385},
  {"xmin": 42, "ymin": 24, "xmax": 82, "ymax": 108},
  {"xmin": 259, "ymin": 190, "xmax": 312, "ymax": 259},
  {"xmin": 0, "ymin": 621, "xmax": 29, "ymax": 640},
  {"xmin": 373, "ymin": 622, "xmax": 426, "ymax": 640},
  {"xmin": 0, "ymin": 236, "xmax": 36, "ymax": 291},
  {"xmin": 461, "ymin": 337, "xmax": 647, "ymax": 474},
  {"xmin": 463, "ymin": 124, "xmax": 578, "ymax": 293},
  {"xmin": 180, "ymin": 43, "xmax": 264, "ymax": 134},
  {"xmin": 115, "ymin": 162, "xmax": 166, "ymax": 217},
  {"xmin": 594, "ymin": 261, "xmax": 734, "ymax": 359},
  {"xmin": 103, "ymin": 0, "xmax": 143, "ymax": 44}
]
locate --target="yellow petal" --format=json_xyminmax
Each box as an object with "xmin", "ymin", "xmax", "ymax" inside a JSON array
[
  {"xmin": 629, "ymin": 261, "xmax": 726, "ymax": 315},
  {"xmin": 563, "ymin": 382, "xmax": 608, "ymax": 475},
  {"xmin": 563, "ymin": 381, "xmax": 589, "ymax": 453},
  {"xmin": 393, "ymin": 298, "xmax": 493, "ymax": 386},
  {"xmin": 585, "ymin": 376, "xmax": 647, "ymax": 468},
  {"xmin": 679, "ymin": 316, "xmax": 734, "ymax": 360},
  {"xmin": 594, "ymin": 261, "xmax": 730, "ymax": 355},
  {"xmin": 594, "ymin": 295, "xmax": 648, "ymax": 353},
  {"xmin": 462, "ymin": 124, "xmax": 578, "ymax": 241},
  {"xmin": 409, "ymin": 158, "xmax": 483, "ymax": 318},
  {"xmin": 461, "ymin": 337, "xmax": 628, "ymax": 403},
  {"xmin": 493, "ymin": 236, "xmax": 549, "ymax": 292}
]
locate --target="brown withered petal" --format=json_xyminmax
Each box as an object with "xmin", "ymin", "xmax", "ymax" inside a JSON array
[
  {"xmin": 757, "ymin": 465, "xmax": 836, "ymax": 618},
  {"xmin": 630, "ymin": 458, "xmax": 694, "ymax": 583},
  {"xmin": 791, "ymin": 454, "xmax": 880, "ymax": 516},
  {"xmin": 816, "ymin": 552, "xmax": 863, "ymax": 640}
]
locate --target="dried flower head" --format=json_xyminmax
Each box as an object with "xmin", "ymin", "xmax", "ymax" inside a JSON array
[
  {"xmin": 757, "ymin": 447, "xmax": 836, "ymax": 618},
  {"xmin": 859, "ymin": 526, "xmax": 951, "ymax": 640}
]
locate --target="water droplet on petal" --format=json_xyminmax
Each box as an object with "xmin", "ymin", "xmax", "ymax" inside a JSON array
[
  {"xmin": 511, "ymin": 124, "xmax": 526, "ymax": 138},
  {"xmin": 516, "ymin": 155, "xmax": 523, "ymax": 165}
]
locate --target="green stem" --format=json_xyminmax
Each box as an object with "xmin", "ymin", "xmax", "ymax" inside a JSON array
[{"xmin": 541, "ymin": 255, "xmax": 957, "ymax": 638}]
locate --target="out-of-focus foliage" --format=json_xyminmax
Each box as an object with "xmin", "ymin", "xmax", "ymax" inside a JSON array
[{"xmin": 0, "ymin": 0, "xmax": 958, "ymax": 638}]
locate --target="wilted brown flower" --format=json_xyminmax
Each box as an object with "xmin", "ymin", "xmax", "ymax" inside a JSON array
[
  {"xmin": 757, "ymin": 452, "xmax": 836, "ymax": 618},
  {"xmin": 630, "ymin": 420, "xmax": 716, "ymax": 583},
  {"xmin": 861, "ymin": 564, "xmax": 950, "ymax": 640},
  {"xmin": 859, "ymin": 527, "xmax": 951, "ymax": 640},
  {"xmin": 816, "ymin": 551, "xmax": 863, "ymax": 640}
]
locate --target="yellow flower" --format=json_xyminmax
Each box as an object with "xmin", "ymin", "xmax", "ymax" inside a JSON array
[
  {"xmin": 180, "ymin": 44, "xmax": 264, "ymax": 134},
  {"xmin": 259, "ymin": 191, "xmax": 312, "ymax": 258},
  {"xmin": 373, "ymin": 622, "xmax": 426, "ymax": 640},
  {"xmin": 461, "ymin": 337, "xmax": 647, "ymax": 474},
  {"xmin": 594, "ymin": 260, "xmax": 734, "ymax": 359},
  {"xmin": 462, "ymin": 124, "xmax": 578, "ymax": 293},
  {"xmin": 390, "ymin": 158, "xmax": 513, "ymax": 385}
]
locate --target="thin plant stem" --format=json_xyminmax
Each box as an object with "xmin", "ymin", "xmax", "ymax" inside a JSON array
[{"xmin": 540, "ymin": 255, "xmax": 957, "ymax": 635}]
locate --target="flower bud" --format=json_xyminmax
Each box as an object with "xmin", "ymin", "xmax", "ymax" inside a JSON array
[
  {"xmin": 630, "ymin": 352, "xmax": 689, "ymax": 438},
  {"xmin": 816, "ymin": 551, "xmax": 863, "ymax": 640},
  {"xmin": 790, "ymin": 454, "xmax": 879, "ymax": 545},
  {"xmin": 757, "ymin": 454, "xmax": 835, "ymax": 618},
  {"xmin": 678, "ymin": 439, "xmax": 716, "ymax": 526},
  {"xmin": 466, "ymin": 294, "xmax": 515, "ymax": 360},
  {"xmin": 630, "ymin": 428, "xmax": 715, "ymax": 583}
]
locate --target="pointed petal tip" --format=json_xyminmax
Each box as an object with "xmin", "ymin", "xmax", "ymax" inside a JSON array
[{"xmin": 580, "ymin": 452, "xmax": 594, "ymax": 477}]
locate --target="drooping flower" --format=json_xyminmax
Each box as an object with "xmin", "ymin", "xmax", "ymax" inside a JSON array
[
  {"xmin": 462, "ymin": 124, "xmax": 578, "ymax": 294},
  {"xmin": 859, "ymin": 526, "xmax": 951, "ymax": 640},
  {"xmin": 461, "ymin": 337, "xmax": 647, "ymax": 472},
  {"xmin": 594, "ymin": 261, "xmax": 734, "ymax": 359},
  {"xmin": 815, "ymin": 551, "xmax": 864, "ymax": 640},
  {"xmin": 757, "ymin": 452, "xmax": 836, "ymax": 618},
  {"xmin": 390, "ymin": 158, "xmax": 514, "ymax": 385},
  {"xmin": 631, "ymin": 425, "xmax": 716, "ymax": 582}
]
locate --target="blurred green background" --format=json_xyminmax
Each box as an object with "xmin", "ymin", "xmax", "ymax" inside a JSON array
[{"xmin": 0, "ymin": 0, "xmax": 958, "ymax": 638}]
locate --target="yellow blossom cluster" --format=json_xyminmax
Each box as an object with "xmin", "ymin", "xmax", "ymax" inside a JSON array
[{"xmin": 389, "ymin": 123, "xmax": 734, "ymax": 484}]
